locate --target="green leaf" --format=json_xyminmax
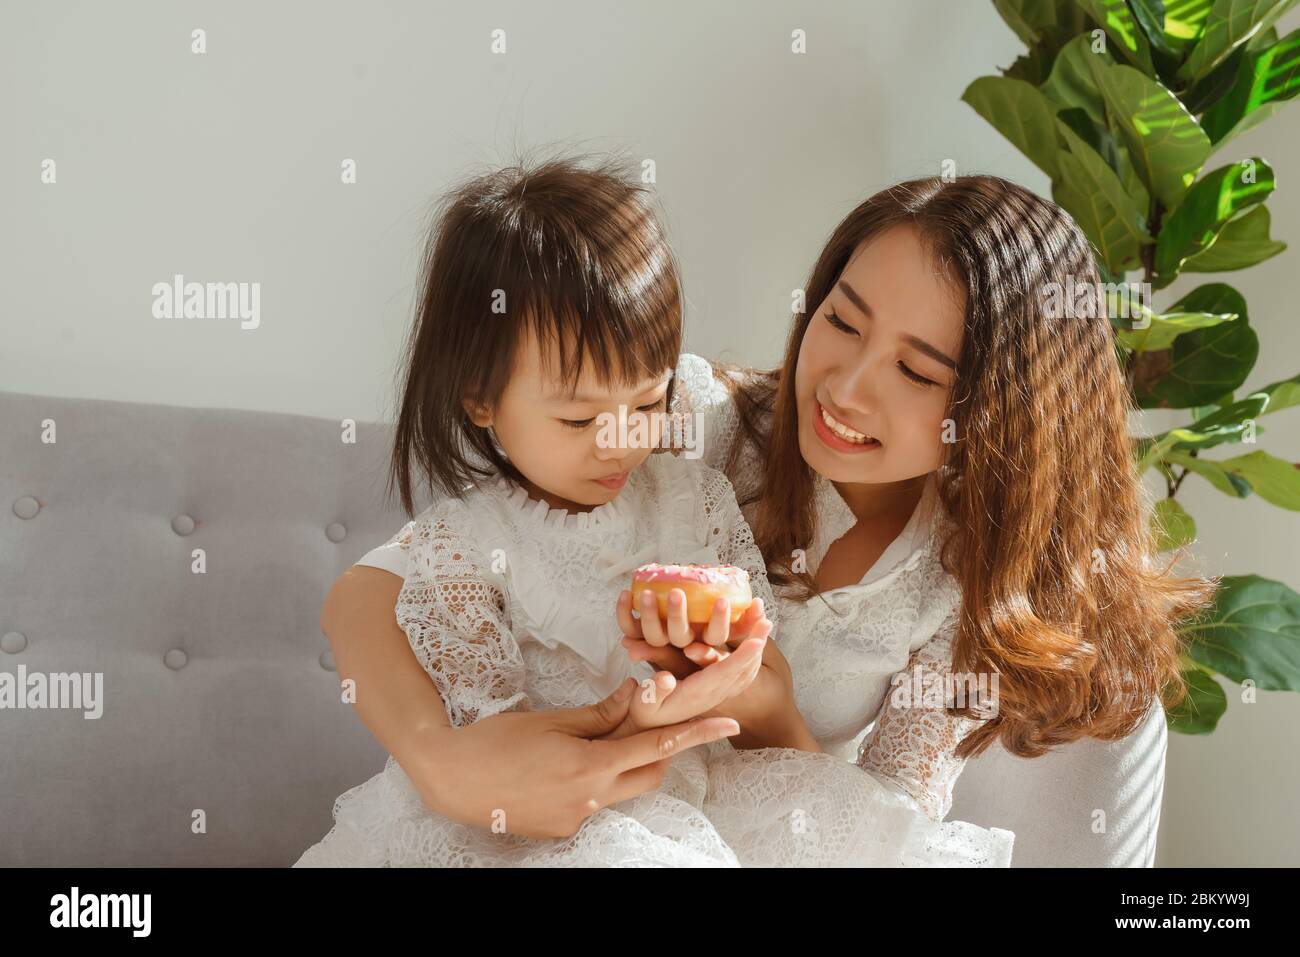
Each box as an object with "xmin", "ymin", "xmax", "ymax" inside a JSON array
[
  {"xmin": 1118, "ymin": 309, "xmax": 1234, "ymax": 351},
  {"xmin": 1166, "ymin": 448, "xmax": 1254, "ymax": 494},
  {"xmin": 1182, "ymin": 391, "xmax": 1268, "ymax": 432},
  {"xmin": 1213, "ymin": 449, "xmax": 1300, "ymax": 508},
  {"xmin": 1254, "ymin": 372, "xmax": 1300, "ymax": 414},
  {"xmin": 1182, "ymin": 45, "xmax": 1249, "ymax": 112},
  {"xmin": 993, "ymin": 0, "xmax": 1093, "ymax": 50},
  {"xmin": 961, "ymin": 76, "xmax": 1064, "ymax": 179},
  {"xmin": 1041, "ymin": 34, "xmax": 1116, "ymax": 123},
  {"xmin": 1131, "ymin": 0, "xmax": 1183, "ymax": 57},
  {"xmin": 1179, "ymin": 574, "xmax": 1300, "ymax": 691},
  {"xmin": 1005, "ymin": 46, "xmax": 1058, "ymax": 84},
  {"xmin": 1166, "ymin": 667, "xmax": 1228, "ymax": 733},
  {"xmin": 1133, "ymin": 283, "xmax": 1259, "ymax": 407},
  {"xmin": 1200, "ymin": 28, "xmax": 1300, "ymax": 149},
  {"xmin": 1164, "ymin": 0, "xmax": 1216, "ymax": 42},
  {"xmin": 993, "ymin": 0, "xmax": 1046, "ymax": 46},
  {"xmin": 1052, "ymin": 121, "xmax": 1153, "ymax": 273},
  {"xmin": 1144, "ymin": 393, "xmax": 1268, "ymax": 455},
  {"xmin": 1181, "ymin": 205, "xmax": 1287, "ymax": 271},
  {"xmin": 1093, "ymin": 63, "xmax": 1212, "ymax": 207},
  {"xmin": 1177, "ymin": 0, "xmax": 1300, "ymax": 81},
  {"xmin": 1153, "ymin": 497, "xmax": 1198, "ymax": 550},
  {"xmin": 1153, "ymin": 158, "xmax": 1276, "ymax": 281},
  {"xmin": 1077, "ymin": 0, "xmax": 1157, "ymax": 73}
]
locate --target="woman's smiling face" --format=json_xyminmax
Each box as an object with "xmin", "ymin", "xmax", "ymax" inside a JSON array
[{"xmin": 795, "ymin": 224, "xmax": 966, "ymax": 486}]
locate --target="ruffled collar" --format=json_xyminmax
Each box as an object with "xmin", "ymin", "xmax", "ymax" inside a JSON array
[
  {"xmin": 492, "ymin": 474, "xmax": 632, "ymax": 531},
  {"xmin": 806, "ymin": 470, "xmax": 941, "ymax": 595}
]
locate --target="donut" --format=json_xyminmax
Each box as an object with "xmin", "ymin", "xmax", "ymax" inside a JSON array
[{"xmin": 630, "ymin": 562, "xmax": 753, "ymax": 624}]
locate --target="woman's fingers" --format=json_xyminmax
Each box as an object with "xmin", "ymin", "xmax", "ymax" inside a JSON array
[{"xmin": 593, "ymin": 716, "xmax": 741, "ymax": 777}]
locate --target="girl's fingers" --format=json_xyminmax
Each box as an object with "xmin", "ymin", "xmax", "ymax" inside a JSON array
[
  {"xmin": 615, "ymin": 590, "xmax": 643, "ymax": 640},
  {"xmin": 702, "ymin": 597, "xmax": 731, "ymax": 646},
  {"xmin": 637, "ymin": 589, "xmax": 670, "ymax": 647},
  {"xmin": 667, "ymin": 588, "xmax": 692, "ymax": 648},
  {"xmin": 627, "ymin": 638, "xmax": 696, "ymax": 679},
  {"xmin": 729, "ymin": 597, "xmax": 764, "ymax": 645},
  {"xmin": 682, "ymin": 641, "xmax": 727, "ymax": 667}
]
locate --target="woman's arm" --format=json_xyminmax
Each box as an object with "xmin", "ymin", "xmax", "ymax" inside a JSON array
[
  {"xmin": 320, "ymin": 564, "xmax": 743, "ymax": 839},
  {"xmin": 855, "ymin": 623, "xmax": 989, "ymax": 822}
]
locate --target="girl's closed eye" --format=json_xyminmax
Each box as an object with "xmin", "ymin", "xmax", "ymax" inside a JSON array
[{"xmin": 560, "ymin": 396, "xmax": 666, "ymax": 430}]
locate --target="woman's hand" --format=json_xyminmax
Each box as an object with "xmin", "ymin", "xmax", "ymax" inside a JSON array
[{"xmin": 410, "ymin": 680, "xmax": 742, "ymax": 838}]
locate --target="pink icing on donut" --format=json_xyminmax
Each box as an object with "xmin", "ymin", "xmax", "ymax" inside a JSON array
[{"xmin": 632, "ymin": 562, "xmax": 749, "ymax": 587}]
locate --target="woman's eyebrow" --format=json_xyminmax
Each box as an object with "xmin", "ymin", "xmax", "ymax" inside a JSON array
[{"xmin": 837, "ymin": 279, "xmax": 957, "ymax": 370}]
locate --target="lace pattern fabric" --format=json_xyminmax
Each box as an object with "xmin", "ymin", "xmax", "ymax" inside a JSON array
[
  {"xmin": 303, "ymin": 352, "xmax": 1016, "ymax": 866},
  {"xmin": 672, "ymin": 352, "xmax": 1002, "ymax": 829}
]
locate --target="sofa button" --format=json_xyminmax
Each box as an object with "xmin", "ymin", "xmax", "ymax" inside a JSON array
[
  {"xmin": 1, "ymin": 631, "xmax": 27, "ymax": 654},
  {"xmin": 171, "ymin": 514, "xmax": 196, "ymax": 536},
  {"xmin": 325, "ymin": 522, "xmax": 347, "ymax": 543},
  {"xmin": 319, "ymin": 650, "xmax": 336, "ymax": 672},
  {"xmin": 13, "ymin": 496, "xmax": 40, "ymax": 520},
  {"xmin": 164, "ymin": 649, "xmax": 189, "ymax": 670}
]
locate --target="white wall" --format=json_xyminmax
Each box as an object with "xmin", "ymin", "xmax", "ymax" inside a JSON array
[{"xmin": 3, "ymin": 0, "xmax": 1296, "ymax": 865}]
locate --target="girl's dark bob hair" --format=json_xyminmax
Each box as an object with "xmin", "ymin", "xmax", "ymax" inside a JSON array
[{"xmin": 389, "ymin": 151, "xmax": 684, "ymax": 515}]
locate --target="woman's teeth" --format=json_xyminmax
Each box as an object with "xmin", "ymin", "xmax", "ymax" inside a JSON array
[{"xmin": 820, "ymin": 405, "xmax": 876, "ymax": 444}]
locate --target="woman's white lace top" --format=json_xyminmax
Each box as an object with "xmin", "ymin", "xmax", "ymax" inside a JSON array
[
  {"xmin": 388, "ymin": 450, "xmax": 779, "ymax": 728},
  {"xmin": 667, "ymin": 352, "xmax": 987, "ymax": 823}
]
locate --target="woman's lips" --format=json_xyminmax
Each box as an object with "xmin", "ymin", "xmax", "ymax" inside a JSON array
[{"xmin": 812, "ymin": 400, "xmax": 881, "ymax": 454}]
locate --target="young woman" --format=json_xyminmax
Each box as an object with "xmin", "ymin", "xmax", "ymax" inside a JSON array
[{"xmin": 320, "ymin": 172, "xmax": 1213, "ymax": 857}]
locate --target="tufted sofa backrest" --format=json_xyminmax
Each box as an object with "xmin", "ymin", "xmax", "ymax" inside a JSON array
[{"xmin": 0, "ymin": 389, "xmax": 1166, "ymax": 866}]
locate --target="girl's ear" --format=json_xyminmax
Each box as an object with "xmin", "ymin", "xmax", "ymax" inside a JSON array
[{"xmin": 462, "ymin": 396, "xmax": 493, "ymax": 428}]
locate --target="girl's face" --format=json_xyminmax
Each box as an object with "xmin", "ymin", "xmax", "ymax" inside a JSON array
[
  {"xmin": 795, "ymin": 224, "xmax": 965, "ymax": 488},
  {"xmin": 465, "ymin": 323, "xmax": 672, "ymax": 512}
]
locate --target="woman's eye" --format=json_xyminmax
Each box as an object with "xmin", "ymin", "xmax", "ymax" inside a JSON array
[
  {"xmin": 637, "ymin": 396, "xmax": 667, "ymax": 411},
  {"xmin": 825, "ymin": 310, "xmax": 856, "ymax": 335},
  {"xmin": 897, "ymin": 361, "xmax": 936, "ymax": 387}
]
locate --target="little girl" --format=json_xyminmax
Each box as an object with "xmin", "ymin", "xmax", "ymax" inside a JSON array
[{"xmin": 294, "ymin": 155, "xmax": 1014, "ymax": 867}]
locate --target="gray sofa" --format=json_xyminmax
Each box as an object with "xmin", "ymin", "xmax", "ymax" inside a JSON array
[{"xmin": 0, "ymin": 389, "xmax": 1167, "ymax": 866}]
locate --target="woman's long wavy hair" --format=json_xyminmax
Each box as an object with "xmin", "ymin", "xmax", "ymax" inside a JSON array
[{"xmin": 717, "ymin": 174, "xmax": 1216, "ymax": 759}]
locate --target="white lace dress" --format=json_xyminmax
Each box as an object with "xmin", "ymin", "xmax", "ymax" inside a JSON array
[{"xmin": 295, "ymin": 353, "xmax": 1014, "ymax": 866}]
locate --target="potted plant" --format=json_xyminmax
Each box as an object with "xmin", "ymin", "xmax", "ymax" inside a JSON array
[{"xmin": 962, "ymin": 0, "xmax": 1300, "ymax": 732}]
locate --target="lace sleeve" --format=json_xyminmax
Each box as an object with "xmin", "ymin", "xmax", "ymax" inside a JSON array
[
  {"xmin": 696, "ymin": 465, "xmax": 780, "ymax": 641},
  {"xmin": 395, "ymin": 505, "xmax": 530, "ymax": 728},
  {"xmin": 672, "ymin": 352, "xmax": 746, "ymax": 475},
  {"xmin": 855, "ymin": 621, "xmax": 992, "ymax": 822}
]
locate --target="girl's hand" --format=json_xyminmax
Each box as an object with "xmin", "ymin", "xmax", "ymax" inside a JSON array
[
  {"xmin": 616, "ymin": 620, "xmax": 798, "ymax": 743},
  {"xmin": 617, "ymin": 587, "xmax": 772, "ymax": 650},
  {"xmin": 611, "ymin": 636, "xmax": 767, "ymax": 736}
]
